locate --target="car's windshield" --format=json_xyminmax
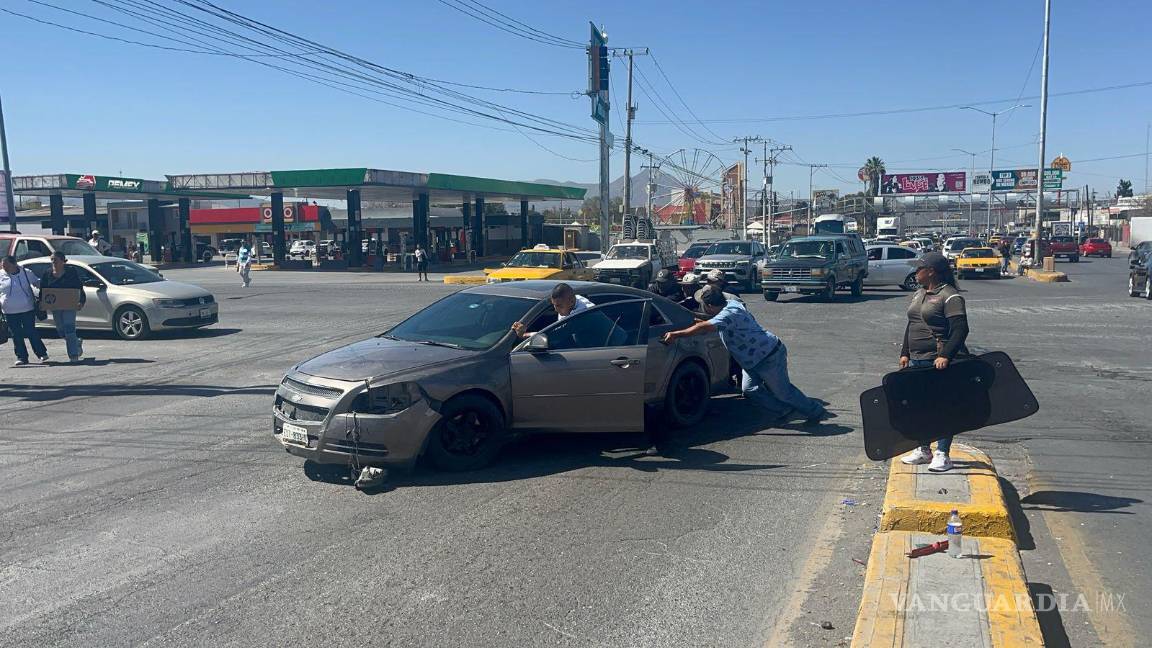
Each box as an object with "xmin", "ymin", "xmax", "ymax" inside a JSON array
[
  {"xmin": 606, "ymin": 245, "xmax": 649, "ymax": 260},
  {"xmin": 681, "ymin": 244, "xmax": 710, "ymax": 259},
  {"xmin": 705, "ymin": 242, "xmax": 752, "ymax": 256},
  {"xmin": 504, "ymin": 251, "xmax": 561, "ymax": 268},
  {"xmin": 89, "ymin": 260, "xmax": 164, "ymax": 285},
  {"xmin": 55, "ymin": 239, "xmax": 100, "ymax": 256},
  {"xmin": 384, "ymin": 293, "xmax": 537, "ymax": 351},
  {"xmin": 777, "ymin": 240, "xmax": 832, "ymax": 259},
  {"xmin": 962, "ymin": 249, "xmax": 996, "ymax": 258},
  {"xmin": 1089, "ymin": 238, "xmax": 1106, "ymax": 244}
]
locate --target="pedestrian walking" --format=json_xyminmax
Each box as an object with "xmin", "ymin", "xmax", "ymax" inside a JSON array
[
  {"xmin": 662, "ymin": 286, "xmax": 834, "ymax": 426},
  {"xmin": 39, "ymin": 252, "xmax": 85, "ymax": 363},
  {"xmin": 898, "ymin": 252, "xmax": 971, "ymax": 473},
  {"xmin": 999, "ymin": 241, "xmax": 1012, "ymax": 275},
  {"xmin": 646, "ymin": 268, "xmax": 681, "ymax": 299},
  {"xmin": 0, "ymin": 255, "xmax": 50, "ymax": 366},
  {"xmin": 236, "ymin": 240, "xmax": 253, "ymax": 287},
  {"xmin": 415, "ymin": 244, "xmax": 430, "ymax": 281},
  {"xmin": 87, "ymin": 230, "xmax": 111, "ymax": 255}
]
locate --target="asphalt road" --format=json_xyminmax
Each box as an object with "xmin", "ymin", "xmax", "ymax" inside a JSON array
[{"xmin": 0, "ymin": 256, "xmax": 1146, "ymax": 647}]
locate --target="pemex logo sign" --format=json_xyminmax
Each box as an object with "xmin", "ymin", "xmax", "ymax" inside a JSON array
[{"xmin": 73, "ymin": 175, "xmax": 145, "ymax": 192}]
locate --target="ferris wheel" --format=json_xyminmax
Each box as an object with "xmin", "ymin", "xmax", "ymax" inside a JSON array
[{"xmin": 651, "ymin": 149, "xmax": 726, "ymax": 226}]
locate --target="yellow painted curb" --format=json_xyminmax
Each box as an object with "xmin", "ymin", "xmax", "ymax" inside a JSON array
[
  {"xmin": 1025, "ymin": 268, "xmax": 1069, "ymax": 283},
  {"xmin": 881, "ymin": 445, "xmax": 1016, "ymax": 542},
  {"xmin": 851, "ymin": 530, "xmax": 1043, "ymax": 647},
  {"xmin": 443, "ymin": 275, "xmax": 488, "ymax": 285}
]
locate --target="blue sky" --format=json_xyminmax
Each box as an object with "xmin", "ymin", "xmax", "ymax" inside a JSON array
[{"xmin": 1, "ymin": 0, "xmax": 1149, "ymax": 197}]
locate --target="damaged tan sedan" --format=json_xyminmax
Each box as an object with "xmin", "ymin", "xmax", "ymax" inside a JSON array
[{"xmin": 273, "ymin": 281, "xmax": 730, "ymax": 472}]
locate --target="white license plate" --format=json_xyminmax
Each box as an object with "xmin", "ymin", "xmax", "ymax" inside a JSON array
[
  {"xmin": 783, "ymin": 286, "xmax": 799, "ymax": 293},
  {"xmin": 282, "ymin": 423, "xmax": 308, "ymax": 445},
  {"xmin": 199, "ymin": 308, "xmax": 211, "ymax": 317},
  {"xmin": 608, "ymin": 278, "xmax": 621, "ymax": 284}
]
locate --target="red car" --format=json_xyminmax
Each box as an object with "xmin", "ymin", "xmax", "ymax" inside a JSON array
[
  {"xmin": 1079, "ymin": 238, "xmax": 1112, "ymax": 258},
  {"xmin": 677, "ymin": 242, "xmax": 712, "ymax": 277}
]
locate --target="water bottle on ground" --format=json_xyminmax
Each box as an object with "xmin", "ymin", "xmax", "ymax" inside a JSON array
[{"xmin": 946, "ymin": 510, "xmax": 963, "ymax": 558}]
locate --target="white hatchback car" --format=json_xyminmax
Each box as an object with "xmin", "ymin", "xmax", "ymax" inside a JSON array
[{"xmin": 864, "ymin": 244, "xmax": 922, "ymax": 291}]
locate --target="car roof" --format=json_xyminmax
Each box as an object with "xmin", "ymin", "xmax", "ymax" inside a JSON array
[
  {"xmin": 0, "ymin": 233, "xmax": 86, "ymax": 240},
  {"xmin": 462, "ymin": 280, "xmax": 651, "ymax": 300},
  {"xmin": 19, "ymin": 255, "xmax": 121, "ymax": 265}
]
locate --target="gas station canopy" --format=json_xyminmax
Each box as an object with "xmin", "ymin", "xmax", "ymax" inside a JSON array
[{"xmin": 12, "ymin": 173, "xmax": 250, "ymax": 201}]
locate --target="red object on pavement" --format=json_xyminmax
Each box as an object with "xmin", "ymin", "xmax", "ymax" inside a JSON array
[
  {"xmin": 906, "ymin": 540, "xmax": 949, "ymax": 558},
  {"xmin": 1079, "ymin": 238, "xmax": 1112, "ymax": 258}
]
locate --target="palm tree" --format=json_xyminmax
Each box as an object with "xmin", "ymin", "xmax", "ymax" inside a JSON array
[{"xmin": 863, "ymin": 156, "xmax": 886, "ymax": 196}]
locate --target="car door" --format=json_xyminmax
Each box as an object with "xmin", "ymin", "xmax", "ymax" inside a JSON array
[
  {"xmin": 72, "ymin": 265, "xmax": 114, "ymax": 327},
  {"xmin": 509, "ymin": 300, "xmax": 648, "ymax": 432},
  {"xmin": 865, "ymin": 247, "xmax": 886, "ymax": 285},
  {"xmin": 883, "ymin": 246, "xmax": 918, "ymax": 286}
]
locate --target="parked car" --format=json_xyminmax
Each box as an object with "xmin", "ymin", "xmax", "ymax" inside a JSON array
[
  {"xmin": 955, "ymin": 247, "xmax": 1003, "ymax": 279},
  {"xmin": 0, "ymin": 233, "xmax": 101, "ymax": 262},
  {"xmin": 865, "ymin": 243, "xmax": 921, "ymax": 291},
  {"xmin": 1048, "ymin": 235, "xmax": 1080, "ymax": 262},
  {"xmin": 486, "ymin": 245, "xmax": 596, "ymax": 284},
  {"xmin": 676, "ymin": 242, "xmax": 712, "ymax": 277},
  {"xmin": 593, "ymin": 240, "xmax": 677, "ymax": 288},
  {"xmin": 20, "ymin": 255, "xmax": 218, "ymax": 340},
  {"xmin": 289, "ymin": 240, "xmax": 317, "ymax": 258},
  {"xmin": 692, "ymin": 240, "xmax": 767, "ymax": 292},
  {"xmin": 272, "ymin": 281, "xmax": 730, "ymax": 472},
  {"xmin": 760, "ymin": 234, "xmax": 868, "ymax": 302},
  {"xmin": 1076, "ymin": 238, "xmax": 1111, "ymax": 258}
]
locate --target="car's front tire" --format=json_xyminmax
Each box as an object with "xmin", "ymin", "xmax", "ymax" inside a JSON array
[
  {"xmin": 820, "ymin": 277, "xmax": 836, "ymax": 302},
  {"xmin": 850, "ymin": 274, "xmax": 864, "ymax": 297},
  {"xmin": 763, "ymin": 291, "xmax": 779, "ymax": 302},
  {"xmin": 202, "ymin": 250, "xmax": 214, "ymax": 263},
  {"xmin": 1145, "ymin": 277, "xmax": 1152, "ymax": 300},
  {"xmin": 114, "ymin": 305, "xmax": 150, "ymax": 341},
  {"xmin": 427, "ymin": 394, "xmax": 506, "ymax": 472},
  {"xmin": 663, "ymin": 361, "xmax": 710, "ymax": 428}
]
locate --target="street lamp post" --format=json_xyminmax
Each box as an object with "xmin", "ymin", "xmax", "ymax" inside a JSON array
[
  {"xmin": 961, "ymin": 104, "xmax": 1029, "ymax": 236},
  {"xmin": 953, "ymin": 148, "xmax": 979, "ymax": 235}
]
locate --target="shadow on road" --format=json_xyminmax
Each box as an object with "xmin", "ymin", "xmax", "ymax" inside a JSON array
[
  {"xmin": 773, "ymin": 292, "xmax": 907, "ymax": 305},
  {"xmin": 1020, "ymin": 490, "xmax": 1142, "ymax": 515},
  {"xmin": 1028, "ymin": 582, "xmax": 1074, "ymax": 648},
  {"xmin": 0, "ymin": 382, "xmax": 276, "ymax": 402}
]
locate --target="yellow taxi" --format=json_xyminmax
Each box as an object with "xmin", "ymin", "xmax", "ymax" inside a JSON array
[
  {"xmin": 955, "ymin": 247, "xmax": 1003, "ymax": 279},
  {"xmin": 484, "ymin": 244, "xmax": 597, "ymax": 283}
]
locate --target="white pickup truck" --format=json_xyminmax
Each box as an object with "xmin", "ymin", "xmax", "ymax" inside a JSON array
[{"xmin": 592, "ymin": 239, "xmax": 677, "ymax": 288}]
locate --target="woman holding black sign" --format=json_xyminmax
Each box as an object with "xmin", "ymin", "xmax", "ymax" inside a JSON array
[
  {"xmin": 40, "ymin": 252, "xmax": 86, "ymax": 363},
  {"xmin": 897, "ymin": 252, "xmax": 970, "ymax": 473}
]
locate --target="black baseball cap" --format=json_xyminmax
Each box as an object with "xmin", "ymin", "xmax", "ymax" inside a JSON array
[{"xmin": 914, "ymin": 251, "xmax": 950, "ymax": 273}]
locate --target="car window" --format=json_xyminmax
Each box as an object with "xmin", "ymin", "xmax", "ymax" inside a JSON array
[
  {"xmin": 55, "ymin": 239, "xmax": 100, "ymax": 256},
  {"xmin": 88, "ymin": 260, "xmax": 165, "ymax": 285},
  {"xmin": 14, "ymin": 239, "xmax": 52, "ymax": 261},
  {"xmin": 563, "ymin": 253, "xmax": 581, "ymax": 269},
  {"xmin": 705, "ymin": 242, "xmax": 752, "ymax": 255},
  {"xmin": 888, "ymin": 247, "xmax": 916, "ymax": 260},
  {"xmin": 541, "ymin": 301, "xmax": 644, "ymax": 350},
  {"xmin": 23, "ymin": 262, "xmax": 51, "ymax": 277},
  {"xmin": 835, "ymin": 242, "xmax": 846, "ymax": 256},
  {"xmin": 648, "ymin": 303, "xmax": 668, "ymax": 327},
  {"xmin": 505, "ymin": 251, "xmax": 561, "ymax": 268},
  {"xmin": 867, "ymin": 247, "xmax": 883, "ymax": 261},
  {"xmin": 681, "ymin": 244, "xmax": 709, "ymax": 259}
]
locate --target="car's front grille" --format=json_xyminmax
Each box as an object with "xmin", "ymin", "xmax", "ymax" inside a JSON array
[
  {"xmin": 283, "ymin": 376, "xmax": 344, "ymax": 399},
  {"xmin": 276, "ymin": 396, "xmax": 330, "ymax": 422},
  {"xmin": 770, "ymin": 267, "xmax": 812, "ymax": 280}
]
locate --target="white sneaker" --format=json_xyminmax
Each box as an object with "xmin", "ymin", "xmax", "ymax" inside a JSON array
[
  {"xmin": 901, "ymin": 447, "xmax": 932, "ymax": 465},
  {"xmin": 928, "ymin": 451, "xmax": 953, "ymax": 473}
]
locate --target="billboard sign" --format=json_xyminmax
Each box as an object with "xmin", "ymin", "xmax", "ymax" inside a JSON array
[
  {"xmin": 972, "ymin": 172, "xmax": 992, "ymax": 190},
  {"xmin": 67, "ymin": 174, "xmax": 149, "ymax": 192},
  {"xmin": 990, "ymin": 168, "xmax": 1063, "ymax": 191},
  {"xmin": 880, "ymin": 172, "xmax": 966, "ymax": 195}
]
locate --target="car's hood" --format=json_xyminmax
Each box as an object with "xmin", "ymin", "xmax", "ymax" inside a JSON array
[
  {"xmin": 696, "ymin": 254, "xmax": 749, "ymax": 263},
  {"xmin": 595, "ymin": 259, "xmax": 648, "ymax": 270},
  {"xmin": 295, "ymin": 337, "xmax": 474, "ymax": 382},
  {"xmin": 486, "ymin": 267, "xmax": 562, "ymax": 279},
  {"xmin": 120, "ymin": 280, "xmax": 212, "ymax": 299}
]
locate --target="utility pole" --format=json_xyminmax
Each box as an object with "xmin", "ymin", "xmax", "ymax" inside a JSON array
[
  {"xmin": 617, "ymin": 48, "xmax": 648, "ymax": 231},
  {"xmin": 634, "ymin": 146, "xmax": 658, "ymax": 232},
  {"xmin": 961, "ymin": 103, "xmax": 1029, "ymax": 236},
  {"xmin": 734, "ymin": 136, "xmax": 762, "ymax": 239},
  {"xmin": 0, "ymin": 93, "xmax": 16, "ymax": 233},
  {"xmin": 1033, "ymin": 0, "xmax": 1052, "ymax": 256},
  {"xmin": 756, "ymin": 142, "xmax": 791, "ymax": 246},
  {"xmin": 953, "ymin": 148, "xmax": 978, "ymax": 235},
  {"xmin": 807, "ymin": 164, "xmax": 827, "ymax": 232}
]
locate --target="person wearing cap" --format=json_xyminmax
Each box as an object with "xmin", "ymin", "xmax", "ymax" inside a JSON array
[
  {"xmin": 87, "ymin": 231, "xmax": 111, "ymax": 255},
  {"xmin": 898, "ymin": 251, "xmax": 970, "ymax": 473},
  {"xmin": 677, "ymin": 272, "xmax": 702, "ymax": 311},
  {"xmin": 662, "ymin": 286, "xmax": 834, "ymax": 426},
  {"xmin": 695, "ymin": 268, "xmax": 742, "ymax": 305},
  {"xmin": 646, "ymin": 268, "xmax": 681, "ymax": 299}
]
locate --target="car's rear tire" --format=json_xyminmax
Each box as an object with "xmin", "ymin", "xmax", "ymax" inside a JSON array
[
  {"xmin": 663, "ymin": 361, "xmax": 710, "ymax": 428},
  {"xmin": 1145, "ymin": 277, "xmax": 1152, "ymax": 300},
  {"xmin": 763, "ymin": 291, "xmax": 778, "ymax": 302},
  {"xmin": 1129, "ymin": 275, "xmax": 1139, "ymax": 297},
  {"xmin": 427, "ymin": 394, "xmax": 506, "ymax": 472},
  {"xmin": 114, "ymin": 305, "xmax": 150, "ymax": 341},
  {"xmin": 901, "ymin": 272, "xmax": 918, "ymax": 291},
  {"xmin": 850, "ymin": 274, "xmax": 863, "ymax": 297},
  {"xmin": 202, "ymin": 250, "xmax": 214, "ymax": 263}
]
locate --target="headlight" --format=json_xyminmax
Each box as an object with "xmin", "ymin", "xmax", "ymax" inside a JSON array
[
  {"xmin": 811, "ymin": 268, "xmax": 827, "ymax": 278},
  {"xmin": 153, "ymin": 298, "xmax": 181, "ymax": 307},
  {"xmin": 351, "ymin": 382, "xmax": 422, "ymax": 415}
]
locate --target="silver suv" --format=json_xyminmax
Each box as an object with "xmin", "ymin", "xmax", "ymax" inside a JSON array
[{"xmin": 692, "ymin": 240, "xmax": 767, "ymax": 291}]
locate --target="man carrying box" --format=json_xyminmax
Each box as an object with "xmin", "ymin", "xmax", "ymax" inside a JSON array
[{"xmin": 40, "ymin": 251, "xmax": 86, "ymax": 363}]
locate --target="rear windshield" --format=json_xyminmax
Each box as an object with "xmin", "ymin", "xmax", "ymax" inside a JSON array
[
  {"xmin": 1052, "ymin": 236, "xmax": 1075, "ymax": 243},
  {"xmin": 962, "ymin": 249, "xmax": 996, "ymax": 258},
  {"xmin": 681, "ymin": 244, "xmax": 710, "ymax": 259},
  {"xmin": 1088, "ymin": 238, "xmax": 1107, "ymax": 244},
  {"xmin": 948, "ymin": 239, "xmax": 982, "ymax": 251},
  {"xmin": 55, "ymin": 239, "xmax": 100, "ymax": 256}
]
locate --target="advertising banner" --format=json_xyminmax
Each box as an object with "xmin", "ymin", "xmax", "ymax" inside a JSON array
[
  {"xmin": 991, "ymin": 168, "xmax": 1063, "ymax": 191},
  {"xmin": 880, "ymin": 172, "xmax": 966, "ymax": 195}
]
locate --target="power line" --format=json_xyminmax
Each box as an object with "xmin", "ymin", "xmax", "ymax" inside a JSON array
[
  {"xmin": 647, "ymin": 53, "xmax": 727, "ymax": 143},
  {"xmin": 433, "ymin": 0, "xmax": 582, "ymax": 49}
]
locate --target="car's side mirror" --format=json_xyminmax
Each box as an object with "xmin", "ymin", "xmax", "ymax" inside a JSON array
[
  {"xmin": 83, "ymin": 279, "xmax": 106, "ymax": 290},
  {"xmin": 526, "ymin": 333, "xmax": 550, "ymax": 352}
]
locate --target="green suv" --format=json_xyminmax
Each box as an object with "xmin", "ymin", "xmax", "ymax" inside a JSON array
[{"xmin": 760, "ymin": 235, "xmax": 869, "ymax": 302}]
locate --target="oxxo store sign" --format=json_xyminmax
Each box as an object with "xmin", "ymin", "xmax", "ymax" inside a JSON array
[{"xmin": 255, "ymin": 204, "xmax": 313, "ymax": 232}]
